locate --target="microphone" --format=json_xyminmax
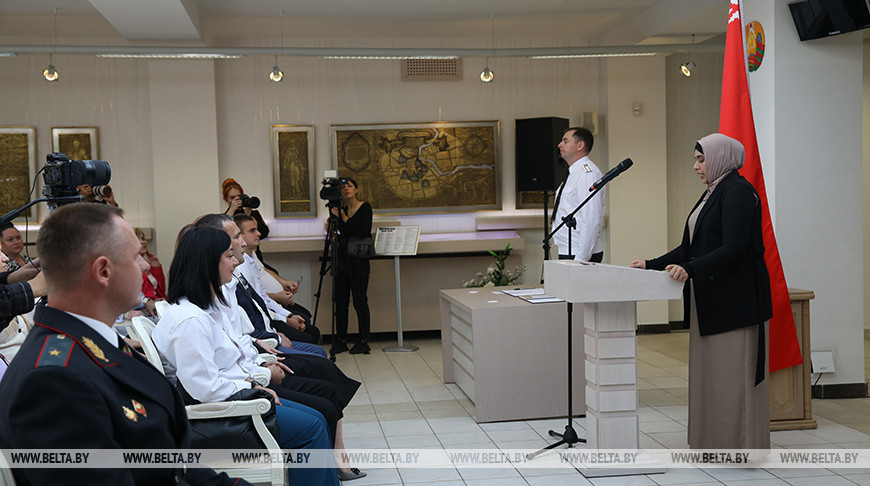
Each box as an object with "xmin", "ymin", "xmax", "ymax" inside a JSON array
[{"xmin": 589, "ymin": 158, "xmax": 633, "ymax": 191}]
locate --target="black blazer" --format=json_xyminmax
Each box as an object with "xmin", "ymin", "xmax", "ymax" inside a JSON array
[
  {"xmin": 0, "ymin": 305, "xmax": 249, "ymax": 486},
  {"xmin": 647, "ymin": 170, "xmax": 772, "ymax": 336}
]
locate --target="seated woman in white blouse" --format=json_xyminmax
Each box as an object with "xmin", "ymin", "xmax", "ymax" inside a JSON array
[{"xmin": 152, "ymin": 226, "xmax": 338, "ymax": 486}]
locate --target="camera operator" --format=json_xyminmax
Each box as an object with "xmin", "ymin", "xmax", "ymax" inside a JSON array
[{"xmin": 329, "ymin": 178, "xmax": 373, "ymax": 355}]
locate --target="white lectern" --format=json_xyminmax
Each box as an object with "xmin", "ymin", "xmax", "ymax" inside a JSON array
[{"xmin": 544, "ymin": 261, "xmax": 682, "ymax": 477}]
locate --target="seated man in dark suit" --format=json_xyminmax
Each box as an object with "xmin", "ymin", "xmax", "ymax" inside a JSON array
[{"xmin": 0, "ymin": 203, "xmax": 251, "ymax": 486}]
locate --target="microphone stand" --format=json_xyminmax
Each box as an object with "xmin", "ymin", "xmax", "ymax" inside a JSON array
[
  {"xmin": 529, "ymin": 183, "xmax": 605, "ymax": 459},
  {"xmin": 541, "ymin": 190, "xmax": 552, "ymax": 284}
]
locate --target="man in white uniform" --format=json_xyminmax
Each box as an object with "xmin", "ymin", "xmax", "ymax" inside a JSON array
[{"xmin": 551, "ymin": 126, "xmax": 606, "ymax": 262}]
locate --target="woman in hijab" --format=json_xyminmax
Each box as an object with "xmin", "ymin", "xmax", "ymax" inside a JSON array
[{"xmin": 630, "ymin": 133, "xmax": 772, "ymax": 449}]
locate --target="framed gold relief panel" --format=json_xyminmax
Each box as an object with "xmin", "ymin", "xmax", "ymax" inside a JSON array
[
  {"xmin": 0, "ymin": 127, "xmax": 37, "ymax": 221},
  {"xmin": 51, "ymin": 127, "xmax": 99, "ymax": 160},
  {"xmin": 272, "ymin": 125, "xmax": 316, "ymax": 217},
  {"xmin": 330, "ymin": 121, "xmax": 500, "ymax": 214}
]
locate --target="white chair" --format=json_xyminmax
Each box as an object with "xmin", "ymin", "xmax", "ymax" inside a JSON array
[
  {"xmin": 130, "ymin": 317, "xmax": 285, "ymax": 486},
  {"xmin": 153, "ymin": 300, "xmax": 170, "ymax": 318},
  {"xmin": 130, "ymin": 317, "xmax": 164, "ymax": 375}
]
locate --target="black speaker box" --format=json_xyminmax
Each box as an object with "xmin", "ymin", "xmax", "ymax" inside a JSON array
[{"xmin": 515, "ymin": 117, "xmax": 569, "ymax": 192}]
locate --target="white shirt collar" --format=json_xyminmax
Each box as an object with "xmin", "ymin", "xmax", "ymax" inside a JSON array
[
  {"xmin": 66, "ymin": 310, "xmax": 122, "ymax": 348},
  {"xmin": 568, "ymin": 155, "xmax": 591, "ymax": 173}
]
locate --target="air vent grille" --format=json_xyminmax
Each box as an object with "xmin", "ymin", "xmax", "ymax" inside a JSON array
[{"xmin": 401, "ymin": 58, "xmax": 462, "ymax": 81}]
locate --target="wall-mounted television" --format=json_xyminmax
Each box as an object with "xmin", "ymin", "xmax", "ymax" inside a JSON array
[{"xmin": 788, "ymin": 0, "xmax": 870, "ymax": 41}]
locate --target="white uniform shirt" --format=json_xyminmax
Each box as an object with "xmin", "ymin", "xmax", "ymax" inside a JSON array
[
  {"xmin": 152, "ymin": 298, "xmax": 256, "ymax": 403},
  {"xmin": 552, "ymin": 155, "xmax": 606, "ymax": 261},
  {"xmin": 213, "ymin": 281, "xmax": 270, "ymax": 385},
  {"xmin": 236, "ymin": 254, "xmax": 290, "ymax": 321},
  {"xmin": 254, "ymin": 253, "xmax": 284, "ymax": 294}
]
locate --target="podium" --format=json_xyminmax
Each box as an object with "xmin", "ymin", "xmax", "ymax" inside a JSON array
[{"xmin": 544, "ymin": 261, "xmax": 682, "ymax": 476}]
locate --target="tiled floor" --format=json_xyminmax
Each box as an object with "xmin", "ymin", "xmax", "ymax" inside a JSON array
[{"xmin": 324, "ymin": 331, "xmax": 870, "ymax": 486}]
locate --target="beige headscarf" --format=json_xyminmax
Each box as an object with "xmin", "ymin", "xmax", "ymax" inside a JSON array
[{"xmin": 697, "ymin": 133, "xmax": 744, "ymax": 201}]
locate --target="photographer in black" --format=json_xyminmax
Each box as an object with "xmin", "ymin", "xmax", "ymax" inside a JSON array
[{"xmin": 221, "ymin": 178, "xmax": 272, "ymax": 266}]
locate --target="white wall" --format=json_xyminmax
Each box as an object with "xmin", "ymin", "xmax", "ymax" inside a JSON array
[
  {"xmin": 148, "ymin": 61, "xmax": 222, "ymax": 259},
  {"xmin": 606, "ymin": 56, "xmax": 669, "ymax": 326}
]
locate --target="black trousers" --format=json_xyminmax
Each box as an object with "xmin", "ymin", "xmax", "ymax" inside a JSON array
[
  {"xmin": 334, "ymin": 256, "xmax": 371, "ymax": 341},
  {"xmin": 278, "ymin": 353, "xmax": 361, "ymax": 410},
  {"xmin": 559, "ymin": 252, "xmax": 603, "ymax": 263},
  {"xmin": 272, "ymin": 318, "xmax": 320, "ymax": 344}
]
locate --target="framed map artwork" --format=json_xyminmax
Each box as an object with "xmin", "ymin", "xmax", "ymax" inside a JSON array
[
  {"xmin": 0, "ymin": 127, "xmax": 37, "ymax": 221},
  {"xmin": 331, "ymin": 121, "xmax": 500, "ymax": 214},
  {"xmin": 272, "ymin": 125, "xmax": 316, "ymax": 217}
]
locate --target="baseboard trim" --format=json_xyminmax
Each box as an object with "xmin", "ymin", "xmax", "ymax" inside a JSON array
[
  {"xmin": 637, "ymin": 323, "xmax": 671, "ymax": 335},
  {"xmin": 811, "ymin": 382, "xmax": 868, "ymax": 399}
]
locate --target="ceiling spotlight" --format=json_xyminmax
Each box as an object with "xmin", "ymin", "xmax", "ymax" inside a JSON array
[
  {"xmin": 269, "ymin": 65, "xmax": 284, "ymax": 82},
  {"xmin": 43, "ymin": 52, "xmax": 58, "ymax": 82},
  {"xmin": 680, "ymin": 61, "xmax": 695, "ymax": 77},
  {"xmin": 43, "ymin": 64, "xmax": 59, "ymax": 82},
  {"xmin": 480, "ymin": 64, "xmax": 494, "ymax": 83}
]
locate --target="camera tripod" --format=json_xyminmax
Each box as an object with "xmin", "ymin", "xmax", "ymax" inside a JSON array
[{"xmin": 312, "ymin": 209, "xmax": 342, "ymax": 361}]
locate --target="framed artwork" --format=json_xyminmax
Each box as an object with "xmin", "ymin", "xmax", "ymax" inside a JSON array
[
  {"xmin": 272, "ymin": 125, "xmax": 316, "ymax": 217},
  {"xmin": 331, "ymin": 121, "xmax": 500, "ymax": 214},
  {"xmin": 0, "ymin": 127, "xmax": 37, "ymax": 221},
  {"xmin": 51, "ymin": 127, "xmax": 99, "ymax": 160}
]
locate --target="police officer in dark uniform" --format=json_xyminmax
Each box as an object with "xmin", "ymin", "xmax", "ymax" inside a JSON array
[{"xmin": 0, "ymin": 203, "xmax": 251, "ymax": 486}]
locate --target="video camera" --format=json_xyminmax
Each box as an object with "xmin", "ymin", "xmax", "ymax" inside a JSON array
[
  {"xmin": 0, "ymin": 153, "xmax": 112, "ymax": 223},
  {"xmin": 42, "ymin": 153, "xmax": 111, "ymax": 209},
  {"xmin": 319, "ymin": 170, "xmax": 348, "ymax": 210}
]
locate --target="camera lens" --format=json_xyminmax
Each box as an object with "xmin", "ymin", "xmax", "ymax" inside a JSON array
[
  {"xmin": 240, "ymin": 194, "xmax": 260, "ymax": 209},
  {"xmin": 81, "ymin": 160, "xmax": 111, "ymax": 186},
  {"xmin": 93, "ymin": 185, "xmax": 112, "ymax": 197}
]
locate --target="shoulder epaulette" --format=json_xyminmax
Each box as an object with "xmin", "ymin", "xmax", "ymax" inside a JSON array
[{"xmin": 35, "ymin": 334, "xmax": 75, "ymax": 368}]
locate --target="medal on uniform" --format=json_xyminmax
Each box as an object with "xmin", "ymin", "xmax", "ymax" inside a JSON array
[
  {"xmin": 123, "ymin": 406, "xmax": 138, "ymax": 422},
  {"xmin": 132, "ymin": 399, "xmax": 147, "ymax": 417}
]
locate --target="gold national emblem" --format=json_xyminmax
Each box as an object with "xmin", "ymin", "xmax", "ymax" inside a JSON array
[
  {"xmin": 82, "ymin": 336, "xmax": 109, "ymax": 362},
  {"xmin": 123, "ymin": 406, "xmax": 138, "ymax": 422}
]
